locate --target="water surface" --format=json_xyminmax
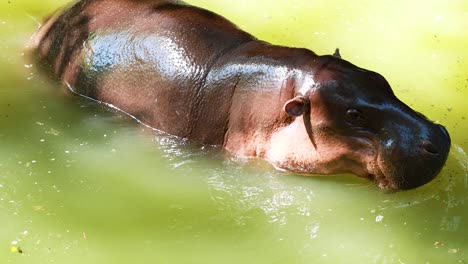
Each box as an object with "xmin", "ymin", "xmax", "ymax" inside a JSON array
[{"xmin": 0, "ymin": 0, "xmax": 467, "ymax": 263}]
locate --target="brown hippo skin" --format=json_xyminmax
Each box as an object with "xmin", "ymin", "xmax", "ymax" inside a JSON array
[{"xmin": 31, "ymin": 0, "xmax": 451, "ymax": 190}]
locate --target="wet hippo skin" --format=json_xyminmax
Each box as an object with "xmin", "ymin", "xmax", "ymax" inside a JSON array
[{"xmin": 30, "ymin": 0, "xmax": 451, "ymax": 190}]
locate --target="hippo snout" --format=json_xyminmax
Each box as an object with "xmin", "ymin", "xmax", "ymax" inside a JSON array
[
  {"xmin": 392, "ymin": 123, "xmax": 451, "ymax": 190},
  {"xmin": 421, "ymin": 125, "xmax": 450, "ymax": 155}
]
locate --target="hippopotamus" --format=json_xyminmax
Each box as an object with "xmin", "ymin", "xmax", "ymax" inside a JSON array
[{"xmin": 30, "ymin": 0, "xmax": 451, "ymax": 190}]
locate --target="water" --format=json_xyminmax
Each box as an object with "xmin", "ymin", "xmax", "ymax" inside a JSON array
[{"xmin": 1, "ymin": 0, "xmax": 467, "ymax": 263}]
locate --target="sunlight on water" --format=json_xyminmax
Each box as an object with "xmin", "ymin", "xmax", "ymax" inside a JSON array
[{"xmin": 0, "ymin": 0, "xmax": 467, "ymax": 263}]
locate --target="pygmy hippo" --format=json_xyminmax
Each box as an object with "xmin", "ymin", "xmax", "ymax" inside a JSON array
[{"xmin": 31, "ymin": 0, "xmax": 451, "ymax": 190}]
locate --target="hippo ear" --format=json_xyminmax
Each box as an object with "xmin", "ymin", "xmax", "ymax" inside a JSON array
[
  {"xmin": 283, "ymin": 96, "xmax": 310, "ymax": 116},
  {"xmin": 333, "ymin": 48, "xmax": 341, "ymax": 58}
]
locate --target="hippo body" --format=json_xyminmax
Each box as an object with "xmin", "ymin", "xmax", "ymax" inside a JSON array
[{"xmin": 32, "ymin": 0, "xmax": 451, "ymax": 190}]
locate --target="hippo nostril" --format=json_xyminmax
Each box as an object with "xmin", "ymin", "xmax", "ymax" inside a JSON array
[{"xmin": 422, "ymin": 140, "xmax": 438, "ymax": 154}]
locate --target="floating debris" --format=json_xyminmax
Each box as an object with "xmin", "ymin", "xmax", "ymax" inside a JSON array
[
  {"xmin": 45, "ymin": 128, "xmax": 60, "ymax": 136},
  {"xmin": 10, "ymin": 240, "xmax": 24, "ymax": 254},
  {"xmin": 434, "ymin": 241, "xmax": 445, "ymax": 247}
]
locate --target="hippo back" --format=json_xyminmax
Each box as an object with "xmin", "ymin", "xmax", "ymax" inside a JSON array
[{"xmin": 32, "ymin": 0, "xmax": 256, "ymax": 143}]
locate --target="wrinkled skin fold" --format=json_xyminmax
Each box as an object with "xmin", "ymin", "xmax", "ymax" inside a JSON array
[{"xmin": 30, "ymin": 0, "xmax": 451, "ymax": 190}]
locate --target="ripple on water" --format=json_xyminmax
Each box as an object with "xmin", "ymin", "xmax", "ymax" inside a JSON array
[{"xmin": 205, "ymin": 165, "xmax": 322, "ymax": 238}]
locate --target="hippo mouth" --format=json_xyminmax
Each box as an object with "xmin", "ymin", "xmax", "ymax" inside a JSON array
[
  {"xmin": 366, "ymin": 160, "xmax": 398, "ymax": 190},
  {"xmin": 367, "ymin": 172, "xmax": 396, "ymax": 190}
]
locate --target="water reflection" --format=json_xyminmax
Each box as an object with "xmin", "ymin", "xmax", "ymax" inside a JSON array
[
  {"xmin": 207, "ymin": 169, "xmax": 324, "ymax": 241},
  {"xmin": 154, "ymin": 133, "xmax": 324, "ymax": 238}
]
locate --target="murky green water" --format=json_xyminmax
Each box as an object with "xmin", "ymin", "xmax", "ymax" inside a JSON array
[{"xmin": 1, "ymin": 0, "xmax": 467, "ymax": 263}]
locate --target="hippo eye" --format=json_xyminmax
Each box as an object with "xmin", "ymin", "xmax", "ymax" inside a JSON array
[{"xmin": 345, "ymin": 108, "xmax": 366, "ymax": 126}]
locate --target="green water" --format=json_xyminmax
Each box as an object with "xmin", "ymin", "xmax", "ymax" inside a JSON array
[{"xmin": 1, "ymin": 0, "xmax": 467, "ymax": 263}]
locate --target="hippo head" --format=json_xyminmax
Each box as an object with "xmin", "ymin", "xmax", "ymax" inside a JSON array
[{"xmin": 274, "ymin": 54, "xmax": 451, "ymax": 190}]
